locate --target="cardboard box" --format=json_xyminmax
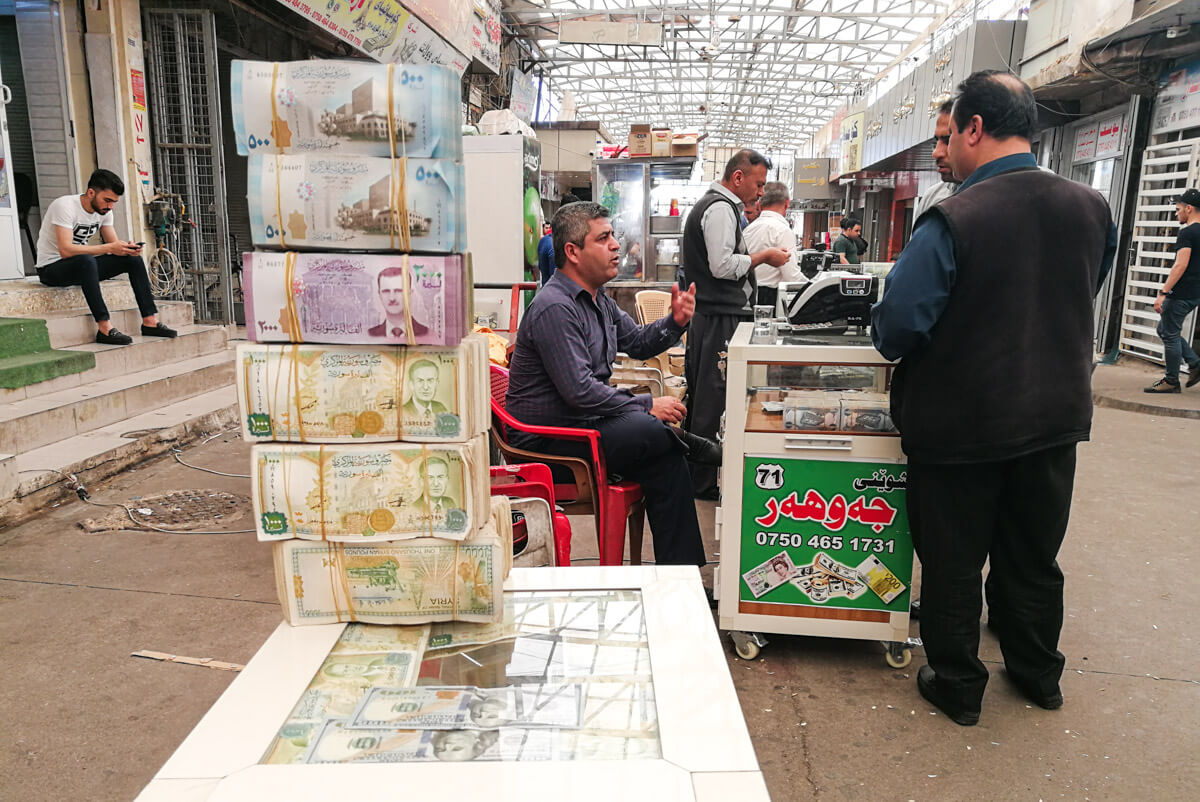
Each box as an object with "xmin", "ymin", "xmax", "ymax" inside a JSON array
[
  {"xmin": 628, "ymin": 123, "xmax": 652, "ymax": 157},
  {"xmin": 651, "ymin": 127, "xmax": 673, "ymax": 157},
  {"xmin": 671, "ymin": 132, "xmax": 699, "ymax": 157}
]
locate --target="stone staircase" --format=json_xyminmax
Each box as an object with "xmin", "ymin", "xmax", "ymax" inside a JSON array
[{"xmin": 0, "ymin": 278, "xmax": 240, "ymax": 524}]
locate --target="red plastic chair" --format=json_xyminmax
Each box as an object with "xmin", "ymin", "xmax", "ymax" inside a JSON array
[
  {"xmin": 489, "ymin": 464, "xmax": 573, "ymax": 566},
  {"xmin": 489, "ymin": 364, "xmax": 646, "ymax": 566}
]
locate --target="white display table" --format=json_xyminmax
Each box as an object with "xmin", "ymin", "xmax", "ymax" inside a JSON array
[{"xmin": 136, "ymin": 566, "xmax": 769, "ymax": 802}]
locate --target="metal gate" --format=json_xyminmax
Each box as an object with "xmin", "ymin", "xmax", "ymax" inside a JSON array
[
  {"xmin": 1119, "ymin": 130, "xmax": 1199, "ymax": 362},
  {"xmin": 142, "ymin": 9, "xmax": 232, "ymax": 324}
]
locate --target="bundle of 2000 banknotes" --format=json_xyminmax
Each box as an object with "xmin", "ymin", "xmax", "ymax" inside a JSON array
[
  {"xmin": 243, "ymin": 252, "xmax": 472, "ymax": 346},
  {"xmin": 236, "ymin": 336, "xmax": 489, "ymax": 443},
  {"xmin": 231, "ymin": 60, "xmax": 462, "ymax": 160}
]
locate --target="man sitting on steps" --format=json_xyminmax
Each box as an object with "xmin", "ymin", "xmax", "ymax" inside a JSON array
[{"xmin": 35, "ymin": 168, "xmax": 176, "ymax": 346}]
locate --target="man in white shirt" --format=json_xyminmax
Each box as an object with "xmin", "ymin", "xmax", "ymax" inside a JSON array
[
  {"xmin": 745, "ymin": 181, "xmax": 801, "ymax": 309},
  {"xmin": 36, "ymin": 169, "xmax": 175, "ymax": 345}
]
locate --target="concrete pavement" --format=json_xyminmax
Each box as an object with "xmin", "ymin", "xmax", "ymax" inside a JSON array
[{"xmin": 0, "ymin": 401, "xmax": 1197, "ymax": 800}]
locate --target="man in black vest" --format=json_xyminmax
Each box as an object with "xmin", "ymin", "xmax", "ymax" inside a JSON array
[
  {"xmin": 871, "ymin": 70, "xmax": 1117, "ymax": 726},
  {"xmin": 682, "ymin": 149, "xmax": 791, "ymax": 499}
]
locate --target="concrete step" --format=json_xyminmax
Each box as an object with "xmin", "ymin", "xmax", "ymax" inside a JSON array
[
  {"xmin": 0, "ymin": 276, "xmax": 143, "ymax": 317},
  {"xmin": 39, "ymin": 300, "xmax": 195, "ymax": 349},
  {"xmin": 0, "ymin": 346, "xmax": 236, "ymax": 455},
  {"xmin": 0, "ymin": 322, "xmax": 229, "ymax": 404},
  {"xmin": 0, "ymin": 386, "xmax": 239, "ymax": 526}
]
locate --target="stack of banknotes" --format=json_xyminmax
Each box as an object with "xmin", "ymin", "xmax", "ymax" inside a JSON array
[
  {"xmin": 235, "ymin": 336, "xmax": 489, "ymax": 443},
  {"xmin": 251, "ymin": 435, "xmax": 491, "ymax": 541},
  {"xmin": 247, "ymin": 154, "xmax": 465, "ymax": 253},
  {"xmin": 231, "ymin": 60, "xmax": 462, "ymax": 160},
  {"xmin": 273, "ymin": 496, "xmax": 515, "ymax": 625},
  {"xmin": 242, "ymin": 252, "xmax": 472, "ymax": 346},
  {"xmin": 230, "ymin": 59, "xmax": 506, "ymax": 628}
]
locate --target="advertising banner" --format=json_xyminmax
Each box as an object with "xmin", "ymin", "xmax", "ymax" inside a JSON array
[
  {"xmin": 738, "ymin": 456, "xmax": 912, "ymax": 612},
  {"xmin": 273, "ymin": 0, "xmax": 468, "ymax": 76}
]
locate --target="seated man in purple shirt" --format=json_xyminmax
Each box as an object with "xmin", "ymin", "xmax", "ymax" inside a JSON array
[{"xmin": 506, "ymin": 202, "xmax": 715, "ymax": 566}]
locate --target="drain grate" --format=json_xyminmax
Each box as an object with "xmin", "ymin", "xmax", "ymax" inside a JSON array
[{"xmin": 80, "ymin": 489, "xmax": 251, "ymax": 533}]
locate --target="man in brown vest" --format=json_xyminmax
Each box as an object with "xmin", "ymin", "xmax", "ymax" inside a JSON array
[{"xmin": 871, "ymin": 71, "xmax": 1117, "ymax": 725}]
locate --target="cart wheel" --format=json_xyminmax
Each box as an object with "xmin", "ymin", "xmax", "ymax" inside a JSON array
[
  {"xmin": 884, "ymin": 644, "xmax": 912, "ymax": 669},
  {"xmin": 735, "ymin": 639, "xmax": 761, "ymax": 661}
]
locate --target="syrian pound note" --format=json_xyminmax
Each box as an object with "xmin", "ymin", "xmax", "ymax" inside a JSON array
[
  {"xmin": 742, "ymin": 551, "xmax": 798, "ymax": 598},
  {"xmin": 243, "ymin": 252, "xmax": 468, "ymax": 346},
  {"xmin": 330, "ymin": 622, "xmax": 431, "ymax": 657},
  {"xmin": 274, "ymin": 530, "xmax": 507, "ymax": 625},
  {"xmin": 252, "ymin": 436, "xmax": 487, "ymax": 541},
  {"xmin": 237, "ymin": 338, "xmax": 487, "ymax": 443},
  {"xmin": 856, "ymin": 554, "xmax": 907, "ymax": 604},
  {"xmin": 263, "ymin": 721, "xmax": 322, "ymax": 764}
]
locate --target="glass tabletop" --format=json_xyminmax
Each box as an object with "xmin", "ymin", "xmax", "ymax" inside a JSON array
[{"xmin": 262, "ymin": 590, "xmax": 660, "ymax": 765}]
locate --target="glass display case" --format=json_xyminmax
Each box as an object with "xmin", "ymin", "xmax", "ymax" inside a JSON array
[
  {"xmin": 716, "ymin": 323, "xmax": 916, "ymax": 667},
  {"xmin": 593, "ymin": 157, "xmax": 696, "ymax": 288},
  {"xmin": 136, "ymin": 567, "xmax": 769, "ymax": 802}
]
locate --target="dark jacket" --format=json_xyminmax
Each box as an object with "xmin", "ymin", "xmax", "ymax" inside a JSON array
[{"xmin": 891, "ymin": 167, "xmax": 1112, "ymax": 464}]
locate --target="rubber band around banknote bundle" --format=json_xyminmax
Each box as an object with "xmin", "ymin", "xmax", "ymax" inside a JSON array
[
  {"xmin": 269, "ymin": 64, "xmax": 288, "ymax": 250},
  {"xmin": 282, "ymin": 252, "xmax": 304, "ymax": 343}
]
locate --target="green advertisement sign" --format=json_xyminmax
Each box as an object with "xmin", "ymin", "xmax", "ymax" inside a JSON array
[{"xmin": 739, "ymin": 457, "xmax": 912, "ymax": 612}]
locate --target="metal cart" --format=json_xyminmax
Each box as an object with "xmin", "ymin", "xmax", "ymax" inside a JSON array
[{"xmin": 716, "ymin": 322, "xmax": 917, "ymax": 668}]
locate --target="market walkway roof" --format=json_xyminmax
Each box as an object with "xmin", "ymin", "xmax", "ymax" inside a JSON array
[{"xmin": 505, "ymin": 0, "xmax": 957, "ymax": 151}]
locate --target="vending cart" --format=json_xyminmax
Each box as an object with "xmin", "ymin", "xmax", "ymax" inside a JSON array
[{"xmin": 716, "ymin": 322, "xmax": 916, "ymax": 668}]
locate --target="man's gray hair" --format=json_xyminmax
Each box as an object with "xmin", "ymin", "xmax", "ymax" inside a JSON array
[
  {"xmin": 761, "ymin": 181, "xmax": 790, "ymax": 208},
  {"xmin": 552, "ymin": 201, "xmax": 610, "ymax": 270}
]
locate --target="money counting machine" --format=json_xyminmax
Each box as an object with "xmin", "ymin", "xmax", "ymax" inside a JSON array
[{"xmin": 775, "ymin": 249, "xmax": 877, "ymax": 332}]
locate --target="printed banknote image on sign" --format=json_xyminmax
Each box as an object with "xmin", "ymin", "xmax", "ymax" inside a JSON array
[{"xmin": 739, "ymin": 457, "xmax": 912, "ymax": 612}]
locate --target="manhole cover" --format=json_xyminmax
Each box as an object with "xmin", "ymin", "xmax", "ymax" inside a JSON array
[{"xmin": 80, "ymin": 489, "xmax": 252, "ymax": 533}]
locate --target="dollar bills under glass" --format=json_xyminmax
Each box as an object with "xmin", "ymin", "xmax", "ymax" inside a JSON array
[
  {"xmin": 252, "ymin": 435, "xmax": 490, "ymax": 541},
  {"xmin": 348, "ymin": 684, "xmax": 584, "ymax": 730},
  {"xmin": 273, "ymin": 524, "xmax": 509, "ymax": 626},
  {"xmin": 231, "ymin": 60, "xmax": 462, "ymax": 160},
  {"xmin": 248, "ymin": 154, "xmax": 464, "ymax": 253},
  {"xmin": 243, "ymin": 252, "xmax": 471, "ymax": 346},
  {"xmin": 236, "ymin": 336, "xmax": 488, "ymax": 443}
]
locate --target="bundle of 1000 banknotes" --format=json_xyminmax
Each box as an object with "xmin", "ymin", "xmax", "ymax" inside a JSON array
[
  {"xmin": 251, "ymin": 435, "xmax": 491, "ymax": 541},
  {"xmin": 272, "ymin": 497, "xmax": 515, "ymax": 625},
  {"xmin": 243, "ymin": 252, "xmax": 472, "ymax": 346},
  {"xmin": 236, "ymin": 336, "xmax": 488, "ymax": 443},
  {"xmin": 231, "ymin": 60, "xmax": 461, "ymax": 160},
  {"xmin": 248, "ymin": 154, "xmax": 464, "ymax": 253}
]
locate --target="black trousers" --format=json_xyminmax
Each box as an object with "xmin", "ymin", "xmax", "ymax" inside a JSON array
[
  {"xmin": 907, "ymin": 443, "xmax": 1077, "ymax": 710},
  {"xmin": 518, "ymin": 412, "xmax": 706, "ymax": 566},
  {"xmin": 683, "ymin": 311, "xmax": 747, "ymax": 497},
  {"xmin": 37, "ymin": 254, "xmax": 158, "ymax": 323},
  {"xmin": 756, "ymin": 285, "xmax": 778, "ymax": 310}
]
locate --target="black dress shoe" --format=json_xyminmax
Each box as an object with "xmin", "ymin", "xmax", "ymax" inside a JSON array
[
  {"xmin": 917, "ymin": 665, "xmax": 980, "ymax": 726},
  {"xmin": 1006, "ymin": 673, "xmax": 1063, "ymax": 710},
  {"xmin": 96, "ymin": 328, "xmax": 133, "ymax": 346},
  {"xmin": 673, "ymin": 428, "xmax": 723, "ymax": 466},
  {"xmin": 141, "ymin": 322, "xmax": 178, "ymax": 338}
]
